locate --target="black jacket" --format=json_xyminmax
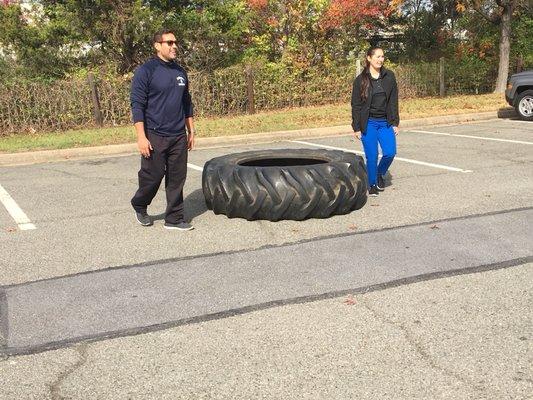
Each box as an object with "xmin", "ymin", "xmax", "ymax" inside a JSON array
[{"xmin": 351, "ymin": 68, "xmax": 399, "ymax": 134}]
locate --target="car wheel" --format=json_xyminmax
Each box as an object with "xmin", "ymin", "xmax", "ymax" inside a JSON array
[
  {"xmin": 515, "ymin": 89, "xmax": 533, "ymax": 121},
  {"xmin": 202, "ymin": 149, "xmax": 368, "ymax": 221}
]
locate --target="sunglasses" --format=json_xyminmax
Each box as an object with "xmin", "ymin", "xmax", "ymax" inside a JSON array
[{"xmin": 158, "ymin": 40, "xmax": 177, "ymax": 46}]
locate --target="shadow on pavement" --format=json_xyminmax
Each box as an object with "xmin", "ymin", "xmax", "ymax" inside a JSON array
[
  {"xmin": 383, "ymin": 171, "xmax": 394, "ymax": 188},
  {"xmin": 497, "ymin": 107, "xmax": 518, "ymax": 119},
  {"xmin": 151, "ymin": 188, "xmax": 208, "ymax": 223},
  {"xmin": 185, "ymin": 188, "xmax": 209, "ymax": 222}
]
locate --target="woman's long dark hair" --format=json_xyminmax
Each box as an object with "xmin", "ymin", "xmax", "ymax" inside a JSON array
[{"xmin": 360, "ymin": 46, "xmax": 383, "ymax": 102}]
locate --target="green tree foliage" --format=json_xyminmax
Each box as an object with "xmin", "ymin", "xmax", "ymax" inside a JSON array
[
  {"xmin": 394, "ymin": 0, "xmax": 531, "ymax": 91},
  {"xmin": 394, "ymin": 0, "xmax": 460, "ymax": 61},
  {"xmin": 0, "ymin": 0, "xmax": 248, "ymax": 79},
  {"xmin": 245, "ymin": 0, "xmax": 330, "ymax": 64},
  {"xmin": 167, "ymin": 0, "xmax": 249, "ymax": 71},
  {"xmin": 245, "ymin": 0, "xmax": 390, "ymax": 67},
  {"xmin": 0, "ymin": 2, "xmax": 81, "ymax": 80},
  {"xmin": 455, "ymin": 0, "xmax": 524, "ymax": 92},
  {"xmin": 40, "ymin": 0, "xmax": 164, "ymax": 73},
  {"xmin": 1, "ymin": 0, "xmax": 530, "ymax": 86},
  {"xmin": 511, "ymin": 9, "xmax": 532, "ymax": 69}
]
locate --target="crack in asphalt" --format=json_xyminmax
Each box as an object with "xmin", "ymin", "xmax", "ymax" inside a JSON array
[
  {"xmin": 39, "ymin": 166, "xmax": 125, "ymax": 182},
  {"xmin": 359, "ymin": 296, "xmax": 502, "ymax": 398},
  {"xmin": 48, "ymin": 344, "xmax": 89, "ymax": 400},
  {"xmin": 2, "ymin": 257, "xmax": 531, "ymax": 358}
]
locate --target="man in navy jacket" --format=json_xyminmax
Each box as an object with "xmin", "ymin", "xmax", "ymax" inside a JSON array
[{"xmin": 130, "ymin": 28, "xmax": 195, "ymax": 230}]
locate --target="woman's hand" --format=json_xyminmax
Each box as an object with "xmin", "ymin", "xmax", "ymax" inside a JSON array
[
  {"xmin": 354, "ymin": 131, "xmax": 362, "ymax": 140},
  {"xmin": 393, "ymin": 126, "xmax": 399, "ymax": 135}
]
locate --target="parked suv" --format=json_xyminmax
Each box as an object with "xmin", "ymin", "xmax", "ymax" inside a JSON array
[{"xmin": 506, "ymin": 70, "xmax": 533, "ymax": 120}]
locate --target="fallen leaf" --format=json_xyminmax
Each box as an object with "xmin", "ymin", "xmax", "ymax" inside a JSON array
[
  {"xmin": 348, "ymin": 224, "xmax": 357, "ymax": 230},
  {"xmin": 430, "ymin": 225, "xmax": 440, "ymax": 229},
  {"xmin": 344, "ymin": 296, "xmax": 357, "ymax": 305},
  {"xmin": 5, "ymin": 227, "xmax": 16, "ymax": 232},
  {"xmin": 370, "ymin": 204, "xmax": 380, "ymax": 207}
]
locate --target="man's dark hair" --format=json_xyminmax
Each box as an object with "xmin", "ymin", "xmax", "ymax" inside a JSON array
[{"xmin": 153, "ymin": 28, "xmax": 175, "ymax": 44}]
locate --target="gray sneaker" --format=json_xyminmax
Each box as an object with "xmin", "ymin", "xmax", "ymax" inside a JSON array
[
  {"xmin": 135, "ymin": 211, "xmax": 152, "ymax": 226},
  {"xmin": 164, "ymin": 221, "xmax": 194, "ymax": 231},
  {"xmin": 368, "ymin": 185, "xmax": 379, "ymax": 197}
]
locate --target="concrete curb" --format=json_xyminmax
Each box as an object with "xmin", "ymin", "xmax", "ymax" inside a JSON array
[{"xmin": 0, "ymin": 108, "xmax": 516, "ymax": 167}]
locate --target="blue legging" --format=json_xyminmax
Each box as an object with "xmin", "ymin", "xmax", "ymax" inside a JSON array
[{"xmin": 361, "ymin": 118, "xmax": 396, "ymax": 186}]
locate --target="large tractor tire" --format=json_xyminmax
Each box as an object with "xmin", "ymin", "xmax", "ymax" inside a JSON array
[{"xmin": 202, "ymin": 149, "xmax": 368, "ymax": 221}]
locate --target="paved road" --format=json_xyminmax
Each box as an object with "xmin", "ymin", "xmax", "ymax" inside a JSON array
[
  {"xmin": 0, "ymin": 117, "xmax": 532, "ymax": 399},
  {"xmin": 2, "ymin": 208, "xmax": 532, "ymax": 354}
]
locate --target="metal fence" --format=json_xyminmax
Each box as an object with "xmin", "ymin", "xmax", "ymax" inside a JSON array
[{"xmin": 0, "ymin": 61, "xmax": 496, "ymax": 135}]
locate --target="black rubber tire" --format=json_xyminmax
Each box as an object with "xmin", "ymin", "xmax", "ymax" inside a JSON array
[
  {"xmin": 202, "ymin": 149, "xmax": 368, "ymax": 221},
  {"xmin": 515, "ymin": 89, "xmax": 533, "ymax": 121}
]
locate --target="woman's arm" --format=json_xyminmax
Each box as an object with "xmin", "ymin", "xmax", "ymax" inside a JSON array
[
  {"xmin": 351, "ymin": 76, "xmax": 362, "ymax": 133},
  {"xmin": 390, "ymin": 73, "xmax": 400, "ymax": 127}
]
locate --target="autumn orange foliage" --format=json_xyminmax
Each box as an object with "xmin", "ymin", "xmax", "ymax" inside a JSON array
[
  {"xmin": 247, "ymin": 0, "xmax": 268, "ymax": 10},
  {"xmin": 321, "ymin": 0, "xmax": 391, "ymax": 29}
]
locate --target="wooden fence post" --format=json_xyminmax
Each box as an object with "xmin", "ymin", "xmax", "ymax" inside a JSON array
[
  {"xmin": 87, "ymin": 73, "xmax": 103, "ymax": 127},
  {"xmin": 516, "ymin": 55, "xmax": 524, "ymax": 73},
  {"xmin": 439, "ymin": 57, "xmax": 445, "ymax": 97},
  {"xmin": 245, "ymin": 65, "xmax": 255, "ymax": 114}
]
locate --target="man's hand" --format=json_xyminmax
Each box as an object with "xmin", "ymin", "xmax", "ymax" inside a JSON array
[
  {"xmin": 393, "ymin": 126, "xmax": 399, "ymax": 135},
  {"xmin": 138, "ymin": 136, "xmax": 152, "ymax": 158},
  {"xmin": 354, "ymin": 131, "xmax": 362, "ymax": 140},
  {"xmin": 188, "ymin": 131, "xmax": 195, "ymax": 151}
]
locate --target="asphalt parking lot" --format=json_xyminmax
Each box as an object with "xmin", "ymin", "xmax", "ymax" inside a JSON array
[
  {"xmin": 1, "ymin": 118, "xmax": 531, "ymax": 284},
  {"xmin": 0, "ymin": 117, "xmax": 532, "ymax": 399}
]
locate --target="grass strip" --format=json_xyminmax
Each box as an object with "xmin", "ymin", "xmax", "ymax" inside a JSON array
[{"xmin": 0, "ymin": 94, "xmax": 507, "ymax": 153}]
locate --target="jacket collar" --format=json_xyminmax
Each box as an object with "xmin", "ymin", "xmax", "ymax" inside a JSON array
[
  {"xmin": 153, "ymin": 56, "xmax": 176, "ymax": 67},
  {"xmin": 368, "ymin": 67, "xmax": 388, "ymax": 80}
]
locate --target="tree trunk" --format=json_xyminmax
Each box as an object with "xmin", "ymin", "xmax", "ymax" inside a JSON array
[{"xmin": 494, "ymin": 4, "xmax": 512, "ymax": 93}]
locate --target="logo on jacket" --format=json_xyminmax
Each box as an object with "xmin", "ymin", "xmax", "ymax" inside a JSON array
[{"xmin": 176, "ymin": 76, "xmax": 186, "ymax": 86}]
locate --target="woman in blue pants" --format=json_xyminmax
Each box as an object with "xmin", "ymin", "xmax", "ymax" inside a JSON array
[{"xmin": 351, "ymin": 47, "xmax": 399, "ymax": 196}]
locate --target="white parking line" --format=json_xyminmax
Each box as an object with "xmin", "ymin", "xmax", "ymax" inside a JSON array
[
  {"xmin": 0, "ymin": 184, "xmax": 36, "ymax": 230},
  {"xmin": 290, "ymin": 140, "xmax": 473, "ymax": 173},
  {"xmin": 187, "ymin": 163, "xmax": 204, "ymax": 172},
  {"xmin": 409, "ymin": 129, "xmax": 533, "ymax": 145}
]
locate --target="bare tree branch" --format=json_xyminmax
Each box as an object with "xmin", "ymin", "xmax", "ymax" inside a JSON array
[{"xmin": 471, "ymin": 0, "xmax": 501, "ymax": 24}]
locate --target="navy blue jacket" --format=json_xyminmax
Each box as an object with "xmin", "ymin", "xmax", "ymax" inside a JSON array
[
  {"xmin": 130, "ymin": 57, "xmax": 194, "ymax": 136},
  {"xmin": 351, "ymin": 68, "xmax": 399, "ymax": 134}
]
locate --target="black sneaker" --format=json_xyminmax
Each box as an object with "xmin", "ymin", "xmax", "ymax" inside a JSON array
[
  {"xmin": 368, "ymin": 186, "xmax": 379, "ymax": 197},
  {"xmin": 135, "ymin": 211, "xmax": 152, "ymax": 226},
  {"xmin": 164, "ymin": 221, "xmax": 194, "ymax": 231},
  {"xmin": 376, "ymin": 175, "xmax": 385, "ymax": 191}
]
